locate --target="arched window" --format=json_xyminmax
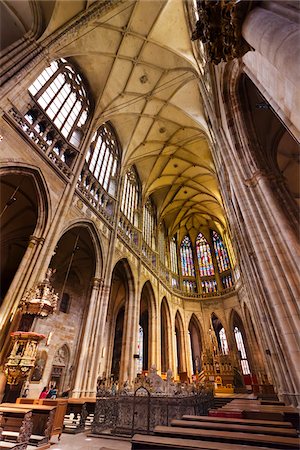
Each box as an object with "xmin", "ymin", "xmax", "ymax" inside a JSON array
[
  {"xmin": 28, "ymin": 58, "xmax": 89, "ymax": 145},
  {"xmin": 196, "ymin": 232, "xmax": 215, "ymax": 276},
  {"xmin": 85, "ymin": 123, "xmax": 120, "ymax": 196},
  {"xmin": 212, "ymin": 231, "xmax": 230, "ymax": 273},
  {"xmin": 170, "ymin": 236, "xmax": 178, "ymax": 274},
  {"xmin": 121, "ymin": 167, "xmax": 140, "ymax": 225},
  {"xmin": 219, "ymin": 327, "xmax": 229, "ymax": 355},
  {"xmin": 234, "ymin": 326, "xmax": 250, "ymax": 375},
  {"xmin": 143, "ymin": 198, "xmax": 156, "ymax": 250},
  {"xmin": 180, "ymin": 236, "xmax": 195, "ymax": 277}
]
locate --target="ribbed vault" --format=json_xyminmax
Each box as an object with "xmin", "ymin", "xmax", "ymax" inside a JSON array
[{"xmin": 21, "ymin": 0, "xmax": 227, "ymax": 237}]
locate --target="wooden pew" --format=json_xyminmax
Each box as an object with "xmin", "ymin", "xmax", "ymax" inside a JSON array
[
  {"xmin": 64, "ymin": 398, "xmax": 95, "ymax": 433},
  {"xmin": 154, "ymin": 425, "xmax": 300, "ymax": 449},
  {"xmin": 182, "ymin": 414, "xmax": 293, "ymax": 428},
  {"xmin": 16, "ymin": 398, "xmax": 67, "ymax": 439},
  {"xmin": 132, "ymin": 433, "xmax": 277, "ymax": 450},
  {"xmin": 170, "ymin": 419, "xmax": 298, "ymax": 437},
  {"xmin": 0, "ymin": 407, "xmax": 31, "ymax": 450},
  {"xmin": 1, "ymin": 404, "xmax": 54, "ymax": 444}
]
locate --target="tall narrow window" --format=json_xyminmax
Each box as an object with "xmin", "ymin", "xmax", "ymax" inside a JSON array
[
  {"xmin": 137, "ymin": 325, "xmax": 144, "ymax": 374},
  {"xmin": 180, "ymin": 236, "xmax": 195, "ymax": 277},
  {"xmin": 85, "ymin": 123, "xmax": 120, "ymax": 196},
  {"xmin": 28, "ymin": 58, "xmax": 89, "ymax": 145},
  {"xmin": 170, "ymin": 236, "xmax": 178, "ymax": 274},
  {"xmin": 143, "ymin": 198, "xmax": 156, "ymax": 250},
  {"xmin": 234, "ymin": 326, "xmax": 250, "ymax": 375},
  {"xmin": 121, "ymin": 167, "xmax": 140, "ymax": 225},
  {"xmin": 196, "ymin": 232, "xmax": 214, "ymax": 276},
  {"xmin": 158, "ymin": 225, "xmax": 166, "ymax": 264},
  {"xmin": 219, "ymin": 327, "xmax": 229, "ymax": 355},
  {"xmin": 212, "ymin": 231, "xmax": 230, "ymax": 273}
]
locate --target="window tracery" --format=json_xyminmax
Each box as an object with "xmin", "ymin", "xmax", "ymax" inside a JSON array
[
  {"xmin": 196, "ymin": 232, "xmax": 215, "ymax": 276},
  {"xmin": 143, "ymin": 198, "xmax": 156, "ymax": 250},
  {"xmin": 183, "ymin": 280, "xmax": 197, "ymax": 293},
  {"xmin": 121, "ymin": 167, "xmax": 140, "ymax": 225},
  {"xmin": 212, "ymin": 231, "xmax": 230, "ymax": 272},
  {"xmin": 170, "ymin": 236, "xmax": 178, "ymax": 274},
  {"xmin": 28, "ymin": 58, "xmax": 89, "ymax": 146},
  {"xmin": 222, "ymin": 274, "xmax": 233, "ymax": 289},
  {"xmin": 180, "ymin": 236, "xmax": 195, "ymax": 277},
  {"xmin": 234, "ymin": 326, "xmax": 250, "ymax": 375},
  {"xmin": 201, "ymin": 279, "xmax": 217, "ymax": 294},
  {"xmin": 85, "ymin": 123, "xmax": 120, "ymax": 196}
]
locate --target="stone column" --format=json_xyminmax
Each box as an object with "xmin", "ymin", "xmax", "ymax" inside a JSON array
[
  {"xmin": 72, "ymin": 277, "xmax": 103, "ymax": 397},
  {"xmin": 242, "ymin": 7, "xmax": 300, "ymax": 88}
]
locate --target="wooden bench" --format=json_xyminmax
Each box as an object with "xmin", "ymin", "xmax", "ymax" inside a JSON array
[
  {"xmin": 212, "ymin": 407, "xmax": 284, "ymax": 422},
  {"xmin": 1, "ymin": 404, "xmax": 55, "ymax": 442},
  {"xmin": 16, "ymin": 398, "xmax": 67, "ymax": 439},
  {"xmin": 0, "ymin": 406, "xmax": 32, "ymax": 449},
  {"xmin": 170, "ymin": 419, "xmax": 298, "ymax": 437},
  {"xmin": 182, "ymin": 415, "xmax": 293, "ymax": 428},
  {"xmin": 132, "ymin": 433, "xmax": 277, "ymax": 450},
  {"xmin": 154, "ymin": 425, "xmax": 300, "ymax": 449},
  {"xmin": 64, "ymin": 398, "xmax": 95, "ymax": 433}
]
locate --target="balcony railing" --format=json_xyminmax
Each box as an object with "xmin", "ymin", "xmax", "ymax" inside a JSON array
[
  {"xmin": 8, "ymin": 106, "xmax": 78, "ymax": 179},
  {"xmin": 77, "ymin": 163, "xmax": 115, "ymax": 225}
]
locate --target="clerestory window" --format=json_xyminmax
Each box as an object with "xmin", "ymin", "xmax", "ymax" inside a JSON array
[
  {"xmin": 143, "ymin": 198, "xmax": 156, "ymax": 250},
  {"xmin": 85, "ymin": 123, "xmax": 120, "ymax": 196},
  {"xmin": 28, "ymin": 58, "xmax": 90, "ymax": 146},
  {"xmin": 212, "ymin": 230, "xmax": 230, "ymax": 273},
  {"xmin": 180, "ymin": 236, "xmax": 195, "ymax": 277},
  {"xmin": 170, "ymin": 236, "xmax": 178, "ymax": 274},
  {"xmin": 196, "ymin": 232, "xmax": 215, "ymax": 276},
  {"xmin": 121, "ymin": 166, "xmax": 140, "ymax": 226}
]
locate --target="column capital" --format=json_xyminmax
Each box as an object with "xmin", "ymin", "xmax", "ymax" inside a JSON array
[
  {"xmin": 28, "ymin": 235, "xmax": 45, "ymax": 248},
  {"xmin": 191, "ymin": 0, "xmax": 253, "ymax": 64},
  {"xmin": 244, "ymin": 170, "xmax": 283, "ymax": 187},
  {"xmin": 91, "ymin": 277, "xmax": 104, "ymax": 289}
]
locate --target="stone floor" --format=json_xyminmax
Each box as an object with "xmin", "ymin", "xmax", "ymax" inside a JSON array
[{"xmin": 50, "ymin": 432, "xmax": 131, "ymax": 450}]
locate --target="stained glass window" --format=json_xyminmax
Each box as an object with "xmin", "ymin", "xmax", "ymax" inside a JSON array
[
  {"xmin": 196, "ymin": 232, "xmax": 215, "ymax": 277},
  {"xmin": 28, "ymin": 58, "xmax": 89, "ymax": 146},
  {"xmin": 183, "ymin": 280, "xmax": 197, "ymax": 293},
  {"xmin": 85, "ymin": 123, "xmax": 120, "ymax": 196},
  {"xmin": 212, "ymin": 231, "xmax": 230, "ymax": 273},
  {"xmin": 180, "ymin": 236, "xmax": 195, "ymax": 277},
  {"xmin": 201, "ymin": 279, "xmax": 217, "ymax": 293},
  {"xmin": 219, "ymin": 327, "xmax": 229, "ymax": 355},
  {"xmin": 234, "ymin": 326, "xmax": 250, "ymax": 375},
  {"xmin": 222, "ymin": 274, "xmax": 233, "ymax": 289},
  {"xmin": 170, "ymin": 237, "xmax": 178, "ymax": 274},
  {"xmin": 121, "ymin": 167, "xmax": 140, "ymax": 225}
]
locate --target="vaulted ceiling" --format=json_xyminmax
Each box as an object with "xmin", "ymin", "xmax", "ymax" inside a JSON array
[{"xmin": 2, "ymin": 0, "xmax": 228, "ymax": 240}]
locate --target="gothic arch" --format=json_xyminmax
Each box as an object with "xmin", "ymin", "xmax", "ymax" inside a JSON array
[
  {"xmin": 175, "ymin": 310, "xmax": 186, "ymax": 377},
  {"xmin": 58, "ymin": 219, "xmax": 104, "ymax": 279},
  {"xmin": 160, "ymin": 297, "xmax": 172, "ymax": 374},
  {"xmin": 188, "ymin": 313, "xmax": 203, "ymax": 375}
]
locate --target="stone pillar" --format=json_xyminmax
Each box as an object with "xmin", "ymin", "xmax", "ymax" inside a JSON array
[
  {"xmin": 72, "ymin": 277, "xmax": 103, "ymax": 397},
  {"xmin": 242, "ymin": 7, "xmax": 300, "ymax": 88}
]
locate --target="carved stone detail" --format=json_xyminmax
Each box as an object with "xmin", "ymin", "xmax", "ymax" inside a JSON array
[{"xmin": 192, "ymin": 0, "xmax": 253, "ymax": 64}]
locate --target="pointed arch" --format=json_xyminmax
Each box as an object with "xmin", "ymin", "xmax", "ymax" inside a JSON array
[
  {"xmin": 230, "ymin": 309, "xmax": 251, "ymax": 375},
  {"xmin": 139, "ymin": 280, "xmax": 156, "ymax": 371},
  {"xmin": 175, "ymin": 310, "xmax": 186, "ymax": 376},
  {"xmin": 211, "ymin": 312, "xmax": 228, "ymax": 355},
  {"xmin": 188, "ymin": 314, "xmax": 203, "ymax": 375}
]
